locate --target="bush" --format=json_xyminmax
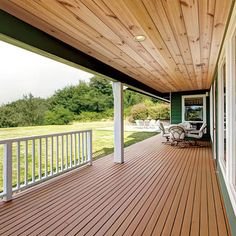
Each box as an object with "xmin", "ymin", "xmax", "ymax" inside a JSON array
[
  {"xmin": 148, "ymin": 104, "xmax": 170, "ymax": 120},
  {"xmin": 101, "ymin": 108, "xmax": 114, "ymax": 119},
  {"xmin": 148, "ymin": 106, "xmax": 159, "ymax": 120},
  {"xmin": 130, "ymin": 103, "xmax": 148, "ymax": 120},
  {"xmin": 76, "ymin": 111, "xmax": 103, "ymax": 121},
  {"xmin": 158, "ymin": 104, "xmax": 170, "ymax": 120},
  {"xmin": 77, "ymin": 109, "xmax": 114, "ymax": 122},
  {"xmin": 129, "ymin": 102, "xmax": 170, "ymax": 122},
  {"xmin": 44, "ymin": 106, "xmax": 74, "ymax": 125}
]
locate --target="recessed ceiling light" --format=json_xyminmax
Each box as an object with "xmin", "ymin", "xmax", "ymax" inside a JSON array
[{"xmin": 133, "ymin": 35, "xmax": 146, "ymax": 42}]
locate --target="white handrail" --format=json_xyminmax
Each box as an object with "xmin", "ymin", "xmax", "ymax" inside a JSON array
[
  {"xmin": 0, "ymin": 129, "xmax": 92, "ymax": 144},
  {"xmin": 0, "ymin": 130, "xmax": 92, "ymax": 201}
]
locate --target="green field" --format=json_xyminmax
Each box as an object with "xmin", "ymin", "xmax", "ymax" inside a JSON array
[{"xmin": 0, "ymin": 121, "xmax": 158, "ymax": 192}]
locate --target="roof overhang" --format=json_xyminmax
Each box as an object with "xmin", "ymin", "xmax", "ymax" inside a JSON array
[
  {"xmin": 0, "ymin": 0, "xmax": 234, "ymax": 99},
  {"xmin": 0, "ymin": 9, "xmax": 167, "ymax": 100}
]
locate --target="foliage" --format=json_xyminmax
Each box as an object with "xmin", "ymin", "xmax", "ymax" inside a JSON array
[
  {"xmin": 44, "ymin": 106, "xmax": 74, "ymax": 125},
  {"xmin": 124, "ymin": 90, "xmax": 147, "ymax": 107},
  {"xmin": 0, "ymin": 105, "xmax": 22, "ymax": 127},
  {"xmin": 76, "ymin": 108, "xmax": 114, "ymax": 122},
  {"xmin": 0, "ymin": 94, "xmax": 47, "ymax": 128},
  {"xmin": 76, "ymin": 111, "xmax": 103, "ymax": 121},
  {"xmin": 0, "ymin": 75, "xmax": 169, "ymax": 127},
  {"xmin": 130, "ymin": 102, "xmax": 170, "ymax": 121},
  {"xmin": 130, "ymin": 103, "xmax": 149, "ymax": 120},
  {"xmin": 19, "ymin": 94, "xmax": 48, "ymax": 126},
  {"xmin": 148, "ymin": 103, "xmax": 170, "ymax": 120},
  {"xmin": 49, "ymin": 76, "xmax": 113, "ymax": 114},
  {"xmin": 158, "ymin": 103, "xmax": 170, "ymax": 120}
]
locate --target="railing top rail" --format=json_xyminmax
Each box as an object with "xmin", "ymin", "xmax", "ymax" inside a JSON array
[{"xmin": 0, "ymin": 129, "xmax": 92, "ymax": 144}]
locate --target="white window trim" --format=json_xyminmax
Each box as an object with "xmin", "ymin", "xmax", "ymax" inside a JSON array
[
  {"xmin": 210, "ymin": 87, "xmax": 214, "ymax": 142},
  {"xmin": 181, "ymin": 94, "xmax": 206, "ymax": 124},
  {"xmin": 217, "ymin": 54, "xmax": 227, "ymax": 173}
]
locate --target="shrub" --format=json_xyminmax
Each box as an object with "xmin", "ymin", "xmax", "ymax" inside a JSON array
[
  {"xmin": 76, "ymin": 112, "xmax": 102, "ymax": 121},
  {"xmin": 101, "ymin": 108, "xmax": 114, "ymax": 119},
  {"xmin": 130, "ymin": 103, "xmax": 148, "ymax": 120},
  {"xmin": 44, "ymin": 106, "xmax": 74, "ymax": 125},
  {"xmin": 149, "ymin": 103, "xmax": 170, "ymax": 120},
  {"xmin": 76, "ymin": 109, "xmax": 114, "ymax": 122},
  {"xmin": 158, "ymin": 104, "xmax": 170, "ymax": 120},
  {"xmin": 129, "ymin": 102, "xmax": 170, "ymax": 122},
  {"xmin": 148, "ymin": 106, "xmax": 160, "ymax": 120}
]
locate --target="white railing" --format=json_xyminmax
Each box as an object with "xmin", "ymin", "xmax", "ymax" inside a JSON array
[{"xmin": 0, "ymin": 130, "xmax": 92, "ymax": 201}]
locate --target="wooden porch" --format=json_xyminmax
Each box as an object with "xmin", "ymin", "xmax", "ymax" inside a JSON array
[{"xmin": 0, "ymin": 135, "xmax": 230, "ymax": 236}]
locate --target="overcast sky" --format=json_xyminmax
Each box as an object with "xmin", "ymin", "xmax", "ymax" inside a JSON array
[{"xmin": 0, "ymin": 40, "xmax": 94, "ymax": 105}]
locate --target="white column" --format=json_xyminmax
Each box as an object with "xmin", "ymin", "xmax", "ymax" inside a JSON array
[{"xmin": 112, "ymin": 82, "xmax": 124, "ymax": 163}]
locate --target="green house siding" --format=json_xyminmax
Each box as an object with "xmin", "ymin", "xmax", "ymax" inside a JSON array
[
  {"xmin": 170, "ymin": 90, "xmax": 210, "ymax": 137},
  {"xmin": 170, "ymin": 93, "xmax": 182, "ymax": 124}
]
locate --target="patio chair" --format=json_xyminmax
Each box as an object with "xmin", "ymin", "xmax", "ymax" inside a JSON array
[
  {"xmin": 157, "ymin": 122, "xmax": 170, "ymax": 143},
  {"xmin": 186, "ymin": 123, "xmax": 207, "ymax": 145},
  {"xmin": 169, "ymin": 125, "xmax": 186, "ymax": 147}
]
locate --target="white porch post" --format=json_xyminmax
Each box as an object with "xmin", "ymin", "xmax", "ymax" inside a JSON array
[{"xmin": 112, "ymin": 82, "xmax": 124, "ymax": 163}]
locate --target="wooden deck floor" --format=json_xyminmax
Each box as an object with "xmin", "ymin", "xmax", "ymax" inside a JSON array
[{"xmin": 0, "ymin": 135, "xmax": 230, "ymax": 236}]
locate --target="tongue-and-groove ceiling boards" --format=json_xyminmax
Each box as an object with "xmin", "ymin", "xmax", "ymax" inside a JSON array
[{"xmin": 0, "ymin": 0, "xmax": 232, "ymax": 92}]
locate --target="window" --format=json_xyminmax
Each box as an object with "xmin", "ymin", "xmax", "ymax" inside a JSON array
[
  {"xmin": 184, "ymin": 97, "xmax": 204, "ymax": 122},
  {"xmin": 182, "ymin": 95, "xmax": 206, "ymax": 130}
]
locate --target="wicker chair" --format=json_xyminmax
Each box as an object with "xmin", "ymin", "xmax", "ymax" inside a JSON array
[
  {"xmin": 169, "ymin": 125, "xmax": 186, "ymax": 147},
  {"xmin": 186, "ymin": 123, "xmax": 207, "ymax": 145}
]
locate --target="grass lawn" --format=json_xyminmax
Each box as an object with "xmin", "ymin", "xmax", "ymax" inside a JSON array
[{"xmin": 0, "ymin": 121, "xmax": 158, "ymax": 193}]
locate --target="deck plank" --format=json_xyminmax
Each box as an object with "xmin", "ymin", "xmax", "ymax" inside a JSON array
[{"xmin": 0, "ymin": 135, "xmax": 230, "ymax": 236}]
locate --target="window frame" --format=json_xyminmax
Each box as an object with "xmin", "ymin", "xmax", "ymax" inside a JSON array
[
  {"xmin": 218, "ymin": 55, "xmax": 227, "ymax": 172},
  {"xmin": 181, "ymin": 94, "xmax": 206, "ymax": 124}
]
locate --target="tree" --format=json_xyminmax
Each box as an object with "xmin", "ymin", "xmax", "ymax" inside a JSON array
[
  {"xmin": 49, "ymin": 76, "xmax": 113, "ymax": 114},
  {"xmin": 0, "ymin": 94, "xmax": 47, "ymax": 128},
  {"xmin": 0, "ymin": 75, "xmax": 169, "ymax": 127},
  {"xmin": 20, "ymin": 94, "xmax": 48, "ymax": 126},
  {"xmin": 90, "ymin": 76, "xmax": 113, "ymax": 95},
  {"xmin": 124, "ymin": 90, "xmax": 148, "ymax": 108},
  {"xmin": 0, "ymin": 105, "xmax": 22, "ymax": 127}
]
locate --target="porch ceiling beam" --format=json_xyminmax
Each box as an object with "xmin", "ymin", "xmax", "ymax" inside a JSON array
[{"xmin": 0, "ymin": 9, "xmax": 167, "ymax": 100}]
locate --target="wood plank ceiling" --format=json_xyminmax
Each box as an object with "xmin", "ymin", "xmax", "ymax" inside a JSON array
[{"xmin": 0, "ymin": 0, "xmax": 233, "ymax": 93}]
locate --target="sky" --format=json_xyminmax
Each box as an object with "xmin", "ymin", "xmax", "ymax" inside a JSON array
[{"xmin": 0, "ymin": 40, "xmax": 94, "ymax": 104}]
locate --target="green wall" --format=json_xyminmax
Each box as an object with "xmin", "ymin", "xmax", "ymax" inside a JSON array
[{"xmin": 170, "ymin": 90, "xmax": 210, "ymax": 137}]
